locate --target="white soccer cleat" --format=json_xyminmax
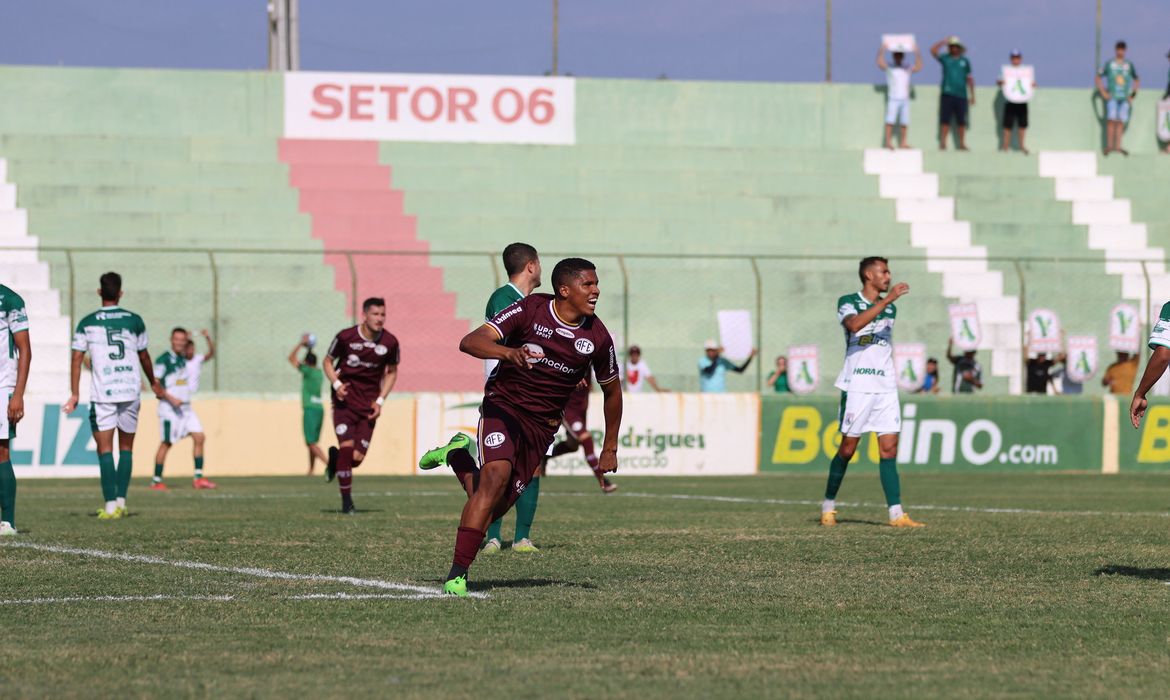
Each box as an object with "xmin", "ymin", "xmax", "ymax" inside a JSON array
[
  {"xmin": 0, "ymin": 521, "xmax": 17, "ymax": 536},
  {"xmin": 481, "ymin": 537, "xmax": 502, "ymax": 555}
]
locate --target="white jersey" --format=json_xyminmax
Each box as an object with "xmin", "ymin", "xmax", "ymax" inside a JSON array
[
  {"xmin": 834, "ymin": 291, "xmax": 897, "ymax": 394},
  {"xmin": 624, "ymin": 359, "xmax": 653, "ymax": 393},
  {"xmin": 72, "ymin": 305, "xmax": 149, "ymax": 403},
  {"xmin": 186, "ymin": 354, "xmax": 206, "ymax": 396},
  {"xmin": 0, "ymin": 285, "xmax": 30, "ymax": 391},
  {"xmin": 887, "ymin": 66, "xmax": 912, "ymax": 100},
  {"xmin": 154, "ymin": 351, "xmax": 193, "ymax": 404}
]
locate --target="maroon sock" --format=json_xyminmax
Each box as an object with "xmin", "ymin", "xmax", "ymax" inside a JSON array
[
  {"xmin": 453, "ymin": 526, "xmax": 486, "ymax": 569},
  {"xmin": 337, "ymin": 445, "xmax": 355, "ymax": 494},
  {"xmin": 581, "ymin": 436, "xmax": 602, "ymax": 476}
]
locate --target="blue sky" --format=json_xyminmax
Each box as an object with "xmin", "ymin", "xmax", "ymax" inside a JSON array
[{"xmin": 1, "ymin": 1, "xmax": 1166, "ymax": 88}]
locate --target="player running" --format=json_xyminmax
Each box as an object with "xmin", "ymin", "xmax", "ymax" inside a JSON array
[
  {"xmin": 63, "ymin": 272, "xmax": 165, "ymax": 520},
  {"xmin": 548, "ymin": 376, "xmax": 618, "ymax": 493},
  {"xmin": 151, "ymin": 327, "xmax": 217, "ymax": 490},
  {"xmin": 418, "ymin": 242, "xmax": 545, "ymax": 554},
  {"xmin": 1129, "ymin": 301, "xmax": 1170, "ymax": 429},
  {"xmin": 0, "ymin": 285, "xmax": 31, "ymax": 535},
  {"xmin": 323, "ymin": 297, "xmax": 399, "ymax": 514},
  {"xmin": 820, "ymin": 257, "xmax": 924, "ymax": 528},
  {"xmin": 440, "ymin": 258, "xmax": 623, "ymax": 597},
  {"xmin": 289, "ymin": 335, "xmax": 327, "ymax": 476}
]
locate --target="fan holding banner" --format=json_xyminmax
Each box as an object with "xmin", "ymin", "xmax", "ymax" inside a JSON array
[{"xmin": 998, "ymin": 50, "xmax": 1035, "ymax": 154}]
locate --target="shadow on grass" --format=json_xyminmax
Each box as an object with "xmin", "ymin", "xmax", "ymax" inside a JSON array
[
  {"xmin": 473, "ymin": 578, "xmax": 598, "ymax": 591},
  {"xmin": 812, "ymin": 517, "xmax": 888, "ymax": 527},
  {"xmin": 1095, "ymin": 565, "xmax": 1170, "ymax": 581},
  {"xmin": 318, "ymin": 508, "xmax": 386, "ymax": 514}
]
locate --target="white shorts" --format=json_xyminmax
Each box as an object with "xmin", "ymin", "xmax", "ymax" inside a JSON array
[
  {"xmin": 838, "ymin": 391, "xmax": 901, "ymax": 437},
  {"xmin": 159, "ymin": 403, "xmax": 203, "ymax": 443},
  {"xmin": 0, "ymin": 391, "xmax": 13, "ymax": 441},
  {"xmin": 90, "ymin": 400, "xmax": 140, "ymax": 434},
  {"xmin": 886, "ymin": 98, "xmax": 911, "ymax": 125}
]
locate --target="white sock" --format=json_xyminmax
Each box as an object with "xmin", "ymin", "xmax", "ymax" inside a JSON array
[
  {"xmin": 105, "ymin": 501, "xmax": 118, "ymax": 514},
  {"xmin": 822, "ymin": 499, "xmax": 836, "ymax": 513},
  {"xmin": 889, "ymin": 504, "xmax": 904, "ymax": 520},
  {"xmin": 116, "ymin": 497, "xmax": 126, "ymax": 509}
]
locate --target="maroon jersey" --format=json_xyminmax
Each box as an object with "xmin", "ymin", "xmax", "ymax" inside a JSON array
[
  {"xmin": 485, "ymin": 293, "xmax": 618, "ymax": 421},
  {"xmin": 326, "ymin": 325, "xmax": 400, "ymax": 409}
]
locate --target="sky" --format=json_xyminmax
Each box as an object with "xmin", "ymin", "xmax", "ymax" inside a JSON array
[{"xmin": 0, "ymin": 1, "xmax": 1166, "ymax": 89}]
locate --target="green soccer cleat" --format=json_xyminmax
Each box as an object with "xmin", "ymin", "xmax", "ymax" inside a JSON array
[
  {"xmin": 481, "ymin": 537, "xmax": 502, "ymax": 555},
  {"xmin": 97, "ymin": 509, "xmax": 122, "ymax": 521},
  {"xmin": 512, "ymin": 538, "xmax": 540, "ymax": 553},
  {"xmin": 443, "ymin": 575, "xmax": 469, "ymax": 597},
  {"xmin": 418, "ymin": 433, "xmax": 472, "ymax": 471},
  {"xmin": 0, "ymin": 522, "xmax": 17, "ymax": 536}
]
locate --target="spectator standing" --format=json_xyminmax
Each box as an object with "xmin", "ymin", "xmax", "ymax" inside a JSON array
[
  {"xmin": 623, "ymin": 345, "xmax": 666, "ymax": 393},
  {"xmin": 877, "ymin": 41, "xmax": 923, "ymax": 150},
  {"xmin": 1025, "ymin": 354, "xmax": 1057, "ymax": 394},
  {"xmin": 1051, "ymin": 352, "xmax": 1083, "ymax": 395},
  {"xmin": 766, "ymin": 355, "xmax": 790, "ymax": 393},
  {"xmin": 698, "ymin": 340, "xmax": 756, "ymax": 393},
  {"xmin": 915, "ymin": 357, "xmax": 941, "ymax": 394},
  {"xmin": 998, "ymin": 50, "xmax": 1035, "ymax": 154},
  {"xmin": 1102, "ymin": 351, "xmax": 1139, "ymax": 394},
  {"xmin": 1097, "ymin": 40, "xmax": 1139, "ymax": 156},
  {"xmin": 947, "ymin": 339, "xmax": 983, "ymax": 393},
  {"xmin": 931, "ymin": 36, "xmax": 975, "ymax": 151}
]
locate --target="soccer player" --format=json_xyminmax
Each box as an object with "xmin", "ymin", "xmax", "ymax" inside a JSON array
[
  {"xmin": 820, "ymin": 257, "xmax": 924, "ymax": 528},
  {"xmin": 547, "ymin": 376, "xmax": 618, "ymax": 493},
  {"xmin": 440, "ymin": 258, "xmax": 623, "ymax": 597},
  {"xmin": 323, "ymin": 297, "xmax": 399, "ymax": 514},
  {"xmin": 0, "ymin": 285, "xmax": 31, "ymax": 535},
  {"xmin": 63, "ymin": 272, "xmax": 165, "ymax": 519},
  {"xmin": 418, "ymin": 242, "xmax": 544, "ymax": 553},
  {"xmin": 1129, "ymin": 301, "xmax": 1170, "ymax": 429},
  {"xmin": 151, "ymin": 328, "xmax": 217, "ymax": 490},
  {"xmin": 289, "ymin": 335, "xmax": 327, "ymax": 476}
]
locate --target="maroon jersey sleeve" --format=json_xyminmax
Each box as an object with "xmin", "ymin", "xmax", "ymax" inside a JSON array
[
  {"xmin": 485, "ymin": 298, "xmax": 530, "ymax": 340},
  {"xmin": 386, "ymin": 336, "xmax": 400, "ymax": 366},
  {"xmin": 327, "ymin": 329, "xmax": 347, "ymax": 365},
  {"xmin": 591, "ymin": 321, "xmax": 620, "ymax": 386}
]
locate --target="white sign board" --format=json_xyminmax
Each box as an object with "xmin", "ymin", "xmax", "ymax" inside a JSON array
[
  {"xmin": 284, "ymin": 72, "xmax": 576, "ymax": 144},
  {"xmin": 1027, "ymin": 308, "xmax": 1062, "ymax": 354},
  {"xmin": 1001, "ymin": 65, "xmax": 1035, "ymax": 103},
  {"xmin": 949, "ymin": 303, "xmax": 982, "ymax": 351},
  {"xmin": 1158, "ymin": 99, "xmax": 1170, "ymax": 142},
  {"xmin": 1065, "ymin": 335, "xmax": 1099, "ymax": 383},
  {"xmin": 894, "ymin": 342, "xmax": 927, "ymax": 392},
  {"xmin": 787, "ymin": 345, "xmax": 820, "ymax": 395},
  {"xmin": 1109, "ymin": 303, "xmax": 1141, "ymax": 353},
  {"xmin": 882, "ymin": 34, "xmax": 916, "ymax": 53},
  {"xmin": 717, "ymin": 310, "xmax": 754, "ymax": 361},
  {"xmin": 11, "ymin": 399, "xmax": 102, "ymax": 478}
]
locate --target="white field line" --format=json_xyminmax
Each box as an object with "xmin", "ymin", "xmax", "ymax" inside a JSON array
[
  {"xmin": 0, "ymin": 592, "xmax": 453, "ymax": 605},
  {"xmin": 0, "ymin": 541, "xmax": 486, "ymax": 599}
]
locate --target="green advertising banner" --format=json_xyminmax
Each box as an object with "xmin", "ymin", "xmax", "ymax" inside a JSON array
[
  {"xmin": 759, "ymin": 395, "xmax": 1104, "ymax": 473},
  {"xmin": 1117, "ymin": 398, "xmax": 1170, "ymax": 472}
]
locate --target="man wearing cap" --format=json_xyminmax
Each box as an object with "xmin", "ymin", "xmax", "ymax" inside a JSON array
[
  {"xmin": 698, "ymin": 341, "xmax": 756, "ymax": 393},
  {"xmin": 931, "ymin": 36, "xmax": 975, "ymax": 150},
  {"xmin": 1097, "ymin": 40, "xmax": 1139, "ymax": 156},
  {"xmin": 876, "ymin": 40, "xmax": 923, "ymax": 149},
  {"xmin": 998, "ymin": 50, "xmax": 1036, "ymax": 154}
]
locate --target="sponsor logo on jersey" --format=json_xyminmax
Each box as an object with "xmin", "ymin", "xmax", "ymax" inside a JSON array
[
  {"xmin": 346, "ymin": 354, "xmax": 362, "ymax": 367},
  {"xmin": 349, "ymin": 342, "xmax": 365, "ymax": 350},
  {"xmin": 494, "ymin": 306, "xmax": 522, "ymax": 324},
  {"xmin": 484, "ymin": 431, "xmax": 506, "ymax": 447},
  {"xmin": 853, "ymin": 368, "xmax": 887, "ymax": 376},
  {"xmin": 534, "ymin": 324, "xmax": 554, "ymax": 339},
  {"xmin": 514, "ymin": 479, "xmax": 527, "ymax": 495},
  {"xmin": 574, "ymin": 338, "xmax": 595, "ymax": 355},
  {"xmin": 555, "ymin": 328, "xmax": 575, "ymax": 339},
  {"xmin": 374, "ymin": 345, "xmax": 388, "ymax": 356},
  {"xmin": 523, "ymin": 343, "xmax": 545, "ymax": 363}
]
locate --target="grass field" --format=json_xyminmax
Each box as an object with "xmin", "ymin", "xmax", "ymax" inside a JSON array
[{"xmin": 4, "ymin": 472, "xmax": 1170, "ymax": 699}]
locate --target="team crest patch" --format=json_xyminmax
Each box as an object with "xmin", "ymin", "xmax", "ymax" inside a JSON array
[
  {"xmin": 556, "ymin": 328, "xmax": 575, "ymax": 339},
  {"xmin": 574, "ymin": 338, "xmax": 594, "ymax": 354},
  {"xmin": 336, "ymin": 424, "xmax": 348, "ymax": 435},
  {"xmin": 374, "ymin": 345, "xmax": 388, "ymax": 356},
  {"xmin": 484, "ymin": 432, "xmax": 506, "ymax": 447},
  {"xmin": 346, "ymin": 354, "xmax": 361, "ymax": 367},
  {"xmin": 523, "ymin": 343, "xmax": 545, "ymax": 364}
]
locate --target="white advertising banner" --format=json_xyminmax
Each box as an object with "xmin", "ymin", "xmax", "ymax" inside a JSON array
[
  {"xmin": 787, "ymin": 345, "xmax": 820, "ymax": 395},
  {"xmin": 1001, "ymin": 65, "xmax": 1035, "ymax": 103},
  {"xmin": 1158, "ymin": 99, "xmax": 1170, "ymax": 142},
  {"xmin": 1109, "ymin": 303, "xmax": 1141, "ymax": 353},
  {"xmin": 948, "ymin": 303, "xmax": 982, "ymax": 351},
  {"xmin": 284, "ymin": 72, "xmax": 576, "ymax": 144},
  {"xmin": 1065, "ymin": 335, "xmax": 1099, "ymax": 383},
  {"xmin": 10, "ymin": 398, "xmax": 101, "ymax": 478},
  {"xmin": 894, "ymin": 342, "xmax": 927, "ymax": 392},
  {"xmin": 1027, "ymin": 308, "xmax": 1062, "ymax": 354}
]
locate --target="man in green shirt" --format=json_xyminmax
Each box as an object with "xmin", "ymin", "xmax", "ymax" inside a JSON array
[
  {"xmin": 766, "ymin": 355, "xmax": 790, "ymax": 393},
  {"xmin": 289, "ymin": 335, "xmax": 327, "ymax": 475},
  {"xmin": 931, "ymin": 36, "xmax": 975, "ymax": 150},
  {"xmin": 1096, "ymin": 40, "xmax": 1140, "ymax": 156}
]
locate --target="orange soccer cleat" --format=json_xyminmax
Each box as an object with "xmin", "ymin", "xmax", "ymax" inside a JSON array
[
  {"xmin": 192, "ymin": 477, "xmax": 218, "ymax": 490},
  {"xmin": 149, "ymin": 482, "xmax": 169, "ymax": 491}
]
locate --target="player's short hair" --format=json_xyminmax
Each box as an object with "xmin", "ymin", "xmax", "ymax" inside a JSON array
[
  {"xmin": 171, "ymin": 327, "xmax": 189, "ymax": 337},
  {"xmin": 1115, "ymin": 40, "xmax": 1127, "ymax": 49},
  {"xmin": 858, "ymin": 256, "xmax": 888, "ymax": 285},
  {"xmin": 362, "ymin": 297, "xmax": 386, "ymax": 313},
  {"xmin": 99, "ymin": 272, "xmax": 122, "ymax": 302},
  {"xmin": 502, "ymin": 242, "xmax": 539, "ymax": 277},
  {"xmin": 304, "ymin": 352, "xmax": 318, "ymax": 366},
  {"xmin": 551, "ymin": 258, "xmax": 596, "ymax": 295}
]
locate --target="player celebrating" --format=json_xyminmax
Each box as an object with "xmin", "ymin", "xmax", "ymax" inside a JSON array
[
  {"xmin": 548, "ymin": 376, "xmax": 618, "ymax": 493},
  {"xmin": 1129, "ymin": 300, "xmax": 1170, "ymax": 429},
  {"xmin": 151, "ymin": 327, "xmax": 217, "ymax": 490},
  {"xmin": 289, "ymin": 335, "xmax": 327, "ymax": 476},
  {"xmin": 820, "ymin": 257, "xmax": 923, "ymax": 528},
  {"xmin": 183, "ymin": 329, "xmax": 215, "ymax": 486},
  {"xmin": 441, "ymin": 258, "xmax": 623, "ymax": 597},
  {"xmin": 63, "ymin": 272, "xmax": 165, "ymax": 519},
  {"xmin": 323, "ymin": 297, "xmax": 399, "ymax": 514},
  {"xmin": 0, "ymin": 285, "xmax": 31, "ymax": 535}
]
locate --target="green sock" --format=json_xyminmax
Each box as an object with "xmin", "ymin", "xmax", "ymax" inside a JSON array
[
  {"xmin": 0, "ymin": 460, "xmax": 16, "ymax": 526},
  {"xmin": 116, "ymin": 450, "xmax": 133, "ymax": 499},
  {"xmin": 486, "ymin": 517, "xmax": 503, "ymax": 543},
  {"xmin": 98, "ymin": 452, "xmax": 117, "ymax": 502},
  {"xmin": 879, "ymin": 457, "xmax": 901, "ymax": 507},
  {"xmin": 194, "ymin": 456, "xmax": 204, "ymax": 479},
  {"xmin": 153, "ymin": 463, "xmax": 163, "ymax": 481},
  {"xmin": 823, "ymin": 454, "xmax": 849, "ymax": 500},
  {"xmin": 513, "ymin": 477, "xmax": 540, "ymax": 542}
]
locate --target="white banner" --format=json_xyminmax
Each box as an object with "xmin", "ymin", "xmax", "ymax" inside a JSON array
[
  {"xmin": 10, "ymin": 398, "xmax": 101, "ymax": 478},
  {"xmin": 1158, "ymin": 99, "xmax": 1170, "ymax": 142},
  {"xmin": 949, "ymin": 303, "xmax": 981, "ymax": 351},
  {"xmin": 1110, "ymin": 303, "xmax": 1141, "ymax": 353},
  {"xmin": 717, "ymin": 309, "xmax": 754, "ymax": 361},
  {"xmin": 787, "ymin": 345, "xmax": 819, "ymax": 395},
  {"xmin": 412, "ymin": 392, "xmax": 758, "ymax": 476},
  {"xmin": 1065, "ymin": 335, "xmax": 1099, "ymax": 383},
  {"xmin": 284, "ymin": 72, "xmax": 576, "ymax": 144},
  {"xmin": 894, "ymin": 343, "xmax": 927, "ymax": 392},
  {"xmin": 1027, "ymin": 308, "xmax": 1062, "ymax": 354},
  {"xmin": 882, "ymin": 34, "xmax": 916, "ymax": 52},
  {"xmin": 1001, "ymin": 65, "xmax": 1035, "ymax": 104}
]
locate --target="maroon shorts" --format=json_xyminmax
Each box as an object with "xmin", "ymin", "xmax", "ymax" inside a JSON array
[
  {"xmin": 332, "ymin": 403, "xmax": 377, "ymax": 454},
  {"xmin": 478, "ymin": 399, "xmax": 557, "ymax": 507},
  {"xmin": 562, "ymin": 390, "xmax": 589, "ymax": 434}
]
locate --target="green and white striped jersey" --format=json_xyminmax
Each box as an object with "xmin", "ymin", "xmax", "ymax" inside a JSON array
[
  {"xmin": 0, "ymin": 285, "xmax": 30, "ymax": 391},
  {"xmin": 1149, "ymin": 301, "xmax": 1170, "ymax": 350},
  {"xmin": 834, "ymin": 291, "xmax": 897, "ymax": 394},
  {"xmin": 154, "ymin": 351, "xmax": 191, "ymax": 403},
  {"xmin": 71, "ymin": 305, "xmax": 149, "ymax": 403}
]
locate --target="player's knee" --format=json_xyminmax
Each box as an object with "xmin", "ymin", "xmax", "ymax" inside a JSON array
[
  {"xmin": 0, "ymin": 445, "xmax": 9, "ymax": 462},
  {"xmin": 192, "ymin": 433, "xmax": 205, "ymax": 444},
  {"xmin": 352, "ymin": 452, "xmax": 365, "ymax": 465},
  {"xmin": 478, "ymin": 463, "xmax": 510, "ymax": 496},
  {"xmin": 837, "ymin": 444, "xmax": 857, "ymax": 461}
]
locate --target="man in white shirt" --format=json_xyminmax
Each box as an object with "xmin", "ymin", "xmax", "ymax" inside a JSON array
[
  {"xmin": 877, "ymin": 41, "xmax": 923, "ymax": 150},
  {"xmin": 623, "ymin": 346, "xmax": 666, "ymax": 393}
]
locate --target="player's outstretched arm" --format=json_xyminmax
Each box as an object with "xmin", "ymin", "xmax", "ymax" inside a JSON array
[
  {"xmin": 459, "ymin": 325, "xmax": 529, "ymax": 369},
  {"xmin": 9, "ymin": 329, "xmax": 30, "ymax": 425},
  {"xmin": 1131, "ymin": 347, "xmax": 1170, "ymax": 428},
  {"xmin": 598, "ymin": 378, "xmax": 623, "ymax": 473},
  {"xmin": 288, "ymin": 338, "xmax": 306, "ymax": 370},
  {"xmin": 200, "ymin": 329, "xmax": 215, "ymax": 362},
  {"xmin": 844, "ymin": 283, "xmax": 908, "ymax": 333},
  {"xmin": 63, "ymin": 349, "xmax": 85, "ymax": 414}
]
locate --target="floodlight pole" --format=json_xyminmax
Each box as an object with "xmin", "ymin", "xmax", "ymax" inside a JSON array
[
  {"xmin": 1094, "ymin": 0, "xmax": 1101, "ymax": 75},
  {"xmin": 825, "ymin": 0, "xmax": 832, "ymax": 82},
  {"xmin": 552, "ymin": 0, "xmax": 560, "ymax": 76},
  {"xmin": 289, "ymin": 0, "xmax": 300, "ymax": 71},
  {"xmin": 267, "ymin": 0, "xmax": 299, "ymax": 72}
]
